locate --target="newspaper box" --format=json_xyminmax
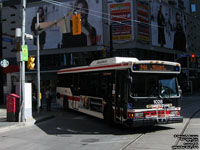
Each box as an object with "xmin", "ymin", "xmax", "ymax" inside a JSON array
[{"xmin": 7, "ymin": 94, "xmax": 20, "ymax": 122}]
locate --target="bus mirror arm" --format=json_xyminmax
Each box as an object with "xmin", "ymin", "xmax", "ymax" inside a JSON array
[
  {"xmin": 127, "ymin": 76, "xmax": 133, "ymax": 84},
  {"xmin": 178, "ymin": 86, "xmax": 182, "ymax": 96}
]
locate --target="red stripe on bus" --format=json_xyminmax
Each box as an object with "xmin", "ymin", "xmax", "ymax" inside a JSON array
[
  {"xmin": 60, "ymin": 94, "xmax": 80, "ymax": 102},
  {"xmin": 58, "ymin": 63, "xmax": 130, "ymax": 73},
  {"xmin": 144, "ymin": 110, "xmax": 170, "ymax": 116}
]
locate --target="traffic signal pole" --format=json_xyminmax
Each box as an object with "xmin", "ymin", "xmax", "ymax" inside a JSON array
[
  {"xmin": 19, "ymin": 0, "xmax": 26, "ymax": 122},
  {"xmin": 36, "ymin": 13, "xmax": 41, "ymax": 114}
]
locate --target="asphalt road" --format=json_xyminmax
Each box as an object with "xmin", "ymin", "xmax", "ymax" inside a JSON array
[{"xmin": 0, "ymin": 95, "xmax": 199, "ymax": 150}]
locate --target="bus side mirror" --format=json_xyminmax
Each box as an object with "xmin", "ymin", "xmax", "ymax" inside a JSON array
[
  {"xmin": 127, "ymin": 76, "xmax": 133, "ymax": 84},
  {"xmin": 178, "ymin": 85, "xmax": 182, "ymax": 96}
]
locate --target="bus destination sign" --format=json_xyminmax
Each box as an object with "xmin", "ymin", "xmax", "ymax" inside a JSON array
[{"xmin": 132, "ymin": 64, "xmax": 180, "ymax": 72}]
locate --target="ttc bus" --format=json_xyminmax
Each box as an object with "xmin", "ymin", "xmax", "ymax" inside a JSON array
[{"xmin": 56, "ymin": 57, "xmax": 183, "ymax": 127}]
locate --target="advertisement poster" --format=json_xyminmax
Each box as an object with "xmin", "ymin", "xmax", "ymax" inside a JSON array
[
  {"xmin": 25, "ymin": 0, "xmax": 103, "ymax": 50},
  {"xmin": 109, "ymin": 0, "xmax": 133, "ymax": 43},
  {"xmin": 150, "ymin": 1, "xmax": 187, "ymax": 52},
  {"xmin": 137, "ymin": 0, "xmax": 150, "ymax": 42},
  {"xmin": 163, "ymin": 0, "xmax": 190, "ymax": 12}
]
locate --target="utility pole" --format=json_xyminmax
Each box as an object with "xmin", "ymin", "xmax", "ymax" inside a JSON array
[
  {"xmin": 36, "ymin": 12, "xmax": 41, "ymax": 114},
  {"xmin": 19, "ymin": 0, "xmax": 26, "ymax": 122},
  {"xmin": 110, "ymin": 24, "xmax": 113, "ymax": 57},
  {"xmin": 0, "ymin": 2, "xmax": 4, "ymax": 105}
]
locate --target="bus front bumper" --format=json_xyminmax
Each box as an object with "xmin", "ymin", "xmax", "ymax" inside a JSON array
[{"xmin": 126, "ymin": 116, "xmax": 183, "ymax": 127}]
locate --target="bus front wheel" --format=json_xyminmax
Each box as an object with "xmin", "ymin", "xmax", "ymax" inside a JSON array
[{"xmin": 103, "ymin": 106, "xmax": 114, "ymax": 126}]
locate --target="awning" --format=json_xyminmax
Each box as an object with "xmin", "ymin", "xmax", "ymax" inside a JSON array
[{"xmin": 3, "ymin": 64, "xmax": 19, "ymax": 73}]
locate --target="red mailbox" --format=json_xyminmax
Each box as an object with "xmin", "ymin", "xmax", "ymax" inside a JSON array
[{"xmin": 7, "ymin": 94, "xmax": 20, "ymax": 122}]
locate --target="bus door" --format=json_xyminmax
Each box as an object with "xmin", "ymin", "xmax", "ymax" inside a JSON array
[{"xmin": 115, "ymin": 70, "xmax": 128, "ymax": 122}]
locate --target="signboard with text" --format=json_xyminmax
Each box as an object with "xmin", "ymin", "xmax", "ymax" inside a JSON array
[
  {"xmin": 109, "ymin": 0, "xmax": 134, "ymax": 43},
  {"xmin": 137, "ymin": 0, "xmax": 150, "ymax": 42}
]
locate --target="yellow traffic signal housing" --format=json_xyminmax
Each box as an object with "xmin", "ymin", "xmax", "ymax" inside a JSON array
[
  {"xmin": 190, "ymin": 53, "xmax": 196, "ymax": 62},
  {"xmin": 27, "ymin": 56, "xmax": 35, "ymax": 70},
  {"xmin": 72, "ymin": 14, "xmax": 81, "ymax": 35}
]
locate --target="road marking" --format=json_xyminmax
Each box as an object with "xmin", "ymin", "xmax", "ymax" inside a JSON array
[
  {"xmin": 73, "ymin": 116, "xmax": 87, "ymax": 120},
  {"xmin": 190, "ymin": 124, "xmax": 200, "ymax": 126},
  {"xmin": 88, "ymin": 139, "xmax": 132, "ymax": 145}
]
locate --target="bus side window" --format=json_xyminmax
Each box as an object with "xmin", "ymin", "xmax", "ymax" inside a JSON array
[
  {"xmin": 73, "ymin": 74, "xmax": 80, "ymax": 95},
  {"xmin": 99, "ymin": 71, "xmax": 113, "ymax": 100},
  {"xmin": 79, "ymin": 73, "xmax": 89, "ymax": 95}
]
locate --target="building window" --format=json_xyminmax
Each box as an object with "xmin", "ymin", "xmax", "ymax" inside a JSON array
[{"xmin": 191, "ymin": 4, "xmax": 196, "ymax": 12}]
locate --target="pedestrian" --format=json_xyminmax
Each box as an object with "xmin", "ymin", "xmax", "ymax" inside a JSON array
[
  {"xmin": 32, "ymin": 92, "xmax": 37, "ymax": 111},
  {"xmin": 45, "ymin": 87, "xmax": 52, "ymax": 111},
  {"xmin": 40, "ymin": 92, "xmax": 43, "ymax": 110}
]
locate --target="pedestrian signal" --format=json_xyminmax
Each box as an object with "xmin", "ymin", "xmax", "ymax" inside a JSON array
[
  {"xmin": 190, "ymin": 53, "xmax": 196, "ymax": 62},
  {"xmin": 27, "ymin": 56, "xmax": 35, "ymax": 70},
  {"xmin": 72, "ymin": 14, "xmax": 81, "ymax": 35}
]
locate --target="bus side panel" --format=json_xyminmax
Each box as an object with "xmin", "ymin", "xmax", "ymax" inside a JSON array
[{"xmin": 56, "ymin": 87, "xmax": 72, "ymax": 107}]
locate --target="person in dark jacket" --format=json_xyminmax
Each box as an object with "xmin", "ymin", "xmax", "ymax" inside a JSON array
[
  {"xmin": 157, "ymin": 5, "xmax": 166, "ymax": 47},
  {"xmin": 45, "ymin": 87, "xmax": 52, "ymax": 111},
  {"xmin": 173, "ymin": 12, "xmax": 186, "ymax": 52},
  {"xmin": 31, "ymin": 7, "xmax": 46, "ymax": 50}
]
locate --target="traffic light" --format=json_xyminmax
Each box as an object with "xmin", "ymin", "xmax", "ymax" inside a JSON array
[
  {"xmin": 72, "ymin": 13, "xmax": 81, "ymax": 35},
  {"xmin": 27, "ymin": 56, "xmax": 35, "ymax": 70},
  {"xmin": 190, "ymin": 53, "xmax": 196, "ymax": 62}
]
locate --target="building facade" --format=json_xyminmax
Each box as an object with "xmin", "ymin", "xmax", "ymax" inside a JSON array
[{"xmin": 1, "ymin": 0, "xmax": 200, "ymax": 104}]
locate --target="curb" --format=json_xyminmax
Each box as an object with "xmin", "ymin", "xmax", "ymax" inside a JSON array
[
  {"xmin": 34, "ymin": 115, "xmax": 55, "ymax": 124},
  {"xmin": 0, "ymin": 122, "xmax": 25, "ymax": 133},
  {"xmin": 0, "ymin": 115, "xmax": 55, "ymax": 133}
]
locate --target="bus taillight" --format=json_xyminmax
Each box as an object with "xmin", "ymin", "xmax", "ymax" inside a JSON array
[
  {"xmin": 128, "ymin": 112, "xmax": 134, "ymax": 118},
  {"xmin": 128, "ymin": 112, "xmax": 144, "ymax": 118}
]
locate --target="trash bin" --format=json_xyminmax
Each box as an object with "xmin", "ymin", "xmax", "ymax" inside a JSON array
[{"xmin": 7, "ymin": 94, "xmax": 20, "ymax": 122}]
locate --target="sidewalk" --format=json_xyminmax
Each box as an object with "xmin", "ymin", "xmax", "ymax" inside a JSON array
[{"xmin": 0, "ymin": 104, "xmax": 59, "ymax": 133}]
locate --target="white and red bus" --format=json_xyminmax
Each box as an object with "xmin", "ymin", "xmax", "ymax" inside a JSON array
[{"xmin": 56, "ymin": 57, "xmax": 183, "ymax": 127}]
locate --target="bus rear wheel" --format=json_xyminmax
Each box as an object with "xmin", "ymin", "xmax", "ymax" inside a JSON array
[{"xmin": 103, "ymin": 106, "xmax": 114, "ymax": 126}]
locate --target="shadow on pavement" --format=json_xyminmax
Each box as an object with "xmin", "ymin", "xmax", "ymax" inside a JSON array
[{"xmin": 36, "ymin": 107, "xmax": 174, "ymax": 136}]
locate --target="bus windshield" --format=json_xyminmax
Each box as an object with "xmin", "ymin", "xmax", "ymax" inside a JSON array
[{"xmin": 130, "ymin": 75, "xmax": 179, "ymax": 98}]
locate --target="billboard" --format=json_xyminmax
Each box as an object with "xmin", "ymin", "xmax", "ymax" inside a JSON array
[
  {"xmin": 108, "ymin": 0, "xmax": 134, "ymax": 43},
  {"xmin": 25, "ymin": 0, "xmax": 103, "ymax": 50},
  {"xmin": 150, "ymin": 1, "xmax": 187, "ymax": 52},
  {"xmin": 137, "ymin": 0, "xmax": 150, "ymax": 43},
  {"xmin": 163, "ymin": 0, "xmax": 190, "ymax": 13}
]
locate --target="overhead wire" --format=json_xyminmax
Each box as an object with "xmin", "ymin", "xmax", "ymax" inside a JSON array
[
  {"xmin": 41, "ymin": 0, "xmax": 159, "ymax": 29},
  {"xmin": 41, "ymin": 0, "xmax": 131, "ymax": 26}
]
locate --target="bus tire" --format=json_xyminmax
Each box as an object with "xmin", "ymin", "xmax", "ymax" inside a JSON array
[
  {"xmin": 63, "ymin": 96, "xmax": 69, "ymax": 111},
  {"xmin": 103, "ymin": 106, "xmax": 114, "ymax": 126}
]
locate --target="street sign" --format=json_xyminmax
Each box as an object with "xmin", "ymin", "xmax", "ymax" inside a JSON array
[
  {"xmin": 21, "ymin": 45, "xmax": 28, "ymax": 61},
  {"xmin": 0, "ymin": 59, "xmax": 9, "ymax": 68},
  {"xmin": 177, "ymin": 53, "xmax": 189, "ymax": 58},
  {"xmin": 2, "ymin": 37, "xmax": 13, "ymax": 44}
]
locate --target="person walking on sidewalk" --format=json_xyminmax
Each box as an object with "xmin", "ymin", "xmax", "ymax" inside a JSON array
[{"xmin": 45, "ymin": 87, "xmax": 52, "ymax": 111}]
